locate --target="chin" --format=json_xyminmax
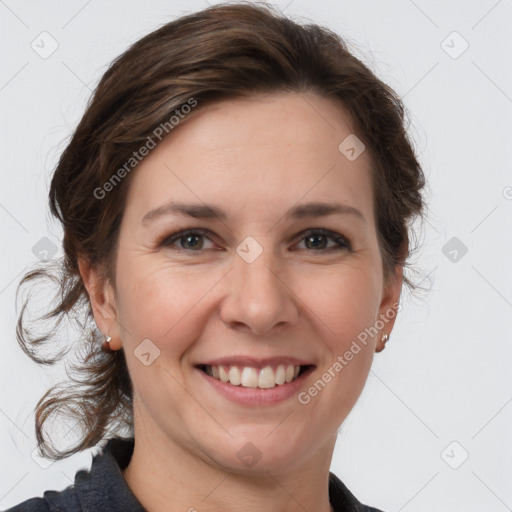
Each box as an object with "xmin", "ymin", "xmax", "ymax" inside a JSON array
[{"xmin": 202, "ymin": 429, "xmax": 317, "ymax": 476}]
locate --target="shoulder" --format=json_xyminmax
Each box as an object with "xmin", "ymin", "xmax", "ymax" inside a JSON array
[
  {"xmin": 329, "ymin": 471, "xmax": 387, "ymax": 512},
  {"xmin": 2, "ymin": 466, "xmax": 93, "ymax": 512},
  {"xmin": 3, "ymin": 437, "xmax": 144, "ymax": 512},
  {"xmin": 2, "ymin": 487, "xmax": 80, "ymax": 511},
  {"xmin": 2, "ymin": 497, "xmax": 49, "ymax": 512}
]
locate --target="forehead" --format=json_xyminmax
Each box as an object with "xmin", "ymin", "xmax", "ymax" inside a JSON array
[{"xmin": 123, "ymin": 92, "xmax": 375, "ymax": 227}]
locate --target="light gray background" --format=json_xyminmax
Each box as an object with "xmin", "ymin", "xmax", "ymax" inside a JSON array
[{"xmin": 1, "ymin": 1, "xmax": 511, "ymax": 510}]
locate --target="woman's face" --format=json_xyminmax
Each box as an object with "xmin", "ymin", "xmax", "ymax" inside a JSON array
[{"xmin": 89, "ymin": 91, "xmax": 402, "ymax": 474}]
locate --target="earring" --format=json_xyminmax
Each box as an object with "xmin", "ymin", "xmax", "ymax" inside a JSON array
[
  {"xmin": 375, "ymin": 333, "xmax": 389, "ymax": 353},
  {"xmin": 101, "ymin": 331, "xmax": 112, "ymax": 350}
]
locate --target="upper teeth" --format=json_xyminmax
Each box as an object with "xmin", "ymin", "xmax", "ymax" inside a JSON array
[{"xmin": 205, "ymin": 364, "xmax": 301, "ymax": 388}]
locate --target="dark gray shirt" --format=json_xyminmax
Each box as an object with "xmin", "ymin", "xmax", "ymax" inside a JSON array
[{"xmin": 3, "ymin": 437, "xmax": 385, "ymax": 511}]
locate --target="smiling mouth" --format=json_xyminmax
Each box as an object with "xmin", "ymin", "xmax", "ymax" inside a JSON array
[{"xmin": 196, "ymin": 364, "xmax": 314, "ymax": 389}]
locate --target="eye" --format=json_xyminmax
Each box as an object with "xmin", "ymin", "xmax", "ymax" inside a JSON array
[
  {"xmin": 159, "ymin": 227, "xmax": 351, "ymax": 253},
  {"xmin": 159, "ymin": 228, "xmax": 216, "ymax": 251},
  {"xmin": 293, "ymin": 228, "xmax": 351, "ymax": 252}
]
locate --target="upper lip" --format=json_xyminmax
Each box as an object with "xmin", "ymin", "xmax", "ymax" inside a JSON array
[{"xmin": 196, "ymin": 356, "xmax": 315, "ymax": 368}]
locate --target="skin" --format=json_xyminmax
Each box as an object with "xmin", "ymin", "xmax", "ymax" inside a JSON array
[{"xmin": 79, "ymin": 91, "xmax": 402, "ymax": 512}]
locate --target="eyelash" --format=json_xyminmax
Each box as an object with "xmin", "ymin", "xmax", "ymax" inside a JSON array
[{"xmin": 158, "ymin": 227, "xmax": 351, "ymax": 253}]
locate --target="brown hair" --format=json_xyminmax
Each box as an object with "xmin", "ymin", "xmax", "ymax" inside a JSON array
[{"xmin": 15, "ymin": 1, "xmax": 427, "ymax": 460}]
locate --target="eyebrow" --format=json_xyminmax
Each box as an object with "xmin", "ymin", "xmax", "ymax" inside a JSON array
[{"xmin": 141, "ymin": 200, "xmax": 366, "ymax": 225}]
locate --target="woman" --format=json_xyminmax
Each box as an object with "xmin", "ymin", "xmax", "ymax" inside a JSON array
[{"xmin": 7, "ymin": 2, "xmax": 426, "ymax": 511}]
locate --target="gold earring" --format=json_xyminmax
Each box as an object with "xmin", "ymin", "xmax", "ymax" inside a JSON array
[{"xmin": 375, "ymin": 333, "xmax": 389, "ymax": 353}]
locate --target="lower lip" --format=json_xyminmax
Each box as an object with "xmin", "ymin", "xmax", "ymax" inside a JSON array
[{"xmin": 196, "ymin": 366, "xmax": 315, "ymax": 406}]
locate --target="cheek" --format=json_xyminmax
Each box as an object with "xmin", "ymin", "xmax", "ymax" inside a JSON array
[
  {"xmin": 115, "ymin": 257, "xmax": 221, "ymax": 355},
  {"xmin": 296, "ymin": 266, "xmax": 380, "ymax": 347},
  {"xmin": 297, "ymin": 267, "xmax": 379, "ymax": 401},
  {"xmin": 115, "ymin": 244, "xmax": 381, "ymax": 366},
  {"xmin": 113, "ymin": 260, "xmax": 217, "ymax": 414}
]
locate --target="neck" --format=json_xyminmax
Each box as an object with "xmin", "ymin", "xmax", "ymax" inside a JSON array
[{"xmin": 122, "ymin": 418, "xmax": 336, "ymax": 512}]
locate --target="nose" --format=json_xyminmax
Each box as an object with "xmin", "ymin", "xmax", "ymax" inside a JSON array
[{"xmin": 219, "ymin": 246, "xmax": 299, "ymax": 336}]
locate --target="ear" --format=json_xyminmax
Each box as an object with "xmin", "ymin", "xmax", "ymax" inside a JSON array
[
  {"xmin": 78, "ymin": 257, "xmax": 123, "ymax": 350},
  {"xmin": 375, "ymin": 264, "xmax": 403, "ymax": 349}
]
